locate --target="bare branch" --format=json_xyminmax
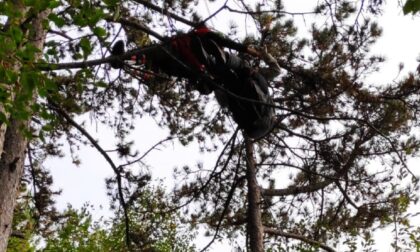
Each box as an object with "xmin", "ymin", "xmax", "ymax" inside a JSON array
[
  {"xmin": 264, "ymin": 227, "xmax": 337, "ymax": 252},
  {"xmin": 201, "ymin": 0, "xmax": 228, "ymax": 24},
  {"xmin": 161, "ymin": 129, "xmax": 239, "ymax": 214},
  {"xmin": 334, "ymin": 181, "xmax": 359, "ymax": 209},
  {"xmin": 225, "ymin": 6, "xmax": 317, "ymax": 16},
  {"xmin": 48, "ymin": 29, "xmax": 73, "ymax": 40},
  {"xmin": 10, "ymin": 231, "xmax": 25, "ymax": 239},
  {"xmin": 37, "ymin": 46, "xmax": 159, "ymax": 71},
  {"xmin": 262, "ymin": 180, "xmax": 332, "ymax": 197},
  {"xmin": 48, "ymin": 103, "xmax": 131, "ymax": 249},
  {"xmin": 119, "ymin": 137, "xmax": 174, "ymax": 169},
  {"xmin": 199, "ymin": 144, "xmax": 242, "ymax": 252},
  {"xmin": 131, "ymin": 0, "xmax": 196, "ymax": 27},
  {"xmin": 106, "ymin": 16, "xmax": 165, "ymax": 41}
]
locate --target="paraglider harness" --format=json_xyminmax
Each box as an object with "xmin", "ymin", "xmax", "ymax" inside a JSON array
[{"xmin": 112, "ymin": 26, "xmax": 275, "ymax": 139}]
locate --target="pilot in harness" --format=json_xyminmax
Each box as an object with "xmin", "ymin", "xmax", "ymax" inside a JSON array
[{"xmin": 111, "ymin": 25, "xmax": 281, "ymax": 139}]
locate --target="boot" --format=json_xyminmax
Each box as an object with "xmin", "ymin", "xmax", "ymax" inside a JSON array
[{"xmin": 110, "ymin": 40, "xmax": 125, "ymax": 69}]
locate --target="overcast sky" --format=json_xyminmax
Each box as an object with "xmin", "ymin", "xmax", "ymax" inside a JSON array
[{"xmin": 45, "ymin": 1, "xmax": 420, "ymax": 251}]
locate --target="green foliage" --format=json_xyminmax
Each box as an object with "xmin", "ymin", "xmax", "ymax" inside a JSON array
[
  {"xmin": 79, "ymin": 38, "xmax": 93, "ymax": 60},
  {"xmin": 7, "ymin": 184, "xmax": 194, "ymax": 252},
  {"xmin": 3, "ymin": 0, "xmax": 420, "ymax": 251},
  {"xmin": 48, "ymin": 13, "xmax": 66, "ymax": 28},
  {"xmin": 41, "ymin": 205, "xmax": 112, "ymax": 252},
  {"xmin": 7, "ymin": 198, "xmax": 37, "ymax": 252},
  {"xmin": 93, "ymin": 27, "xmax": 107, "ymax": 38},
  {"xmin": 39, "ymin": 187, "xmax": 195, "ymax": 252},
  {"xmin": 403, "ymin": 0, "xmax": 420, "ymax": 14}
]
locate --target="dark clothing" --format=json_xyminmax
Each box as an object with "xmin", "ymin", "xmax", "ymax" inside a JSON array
[
  {"xmin": 111, "ymin": 26, "xmax": 279, "ymax": 139},
  {"xmin": 194, "ymin": 27, "xmax": 248, "ymax": 53},
  {"xmin": 142, "ymin": 28, "xmax": 248, "ymax": 77},
  {"xmin": 137, "ymin": 28, "xmax": 249, "ymax": 94},
  {"xmin": 213, "ymin": 53, "xmax": 275, "ymax": 139}
]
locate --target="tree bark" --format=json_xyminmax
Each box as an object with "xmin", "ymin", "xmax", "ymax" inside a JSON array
[
  {"xmin": 0, "ymin": 9, "xmax": 49, "ymax": 251},
  {"xmin": 0, "ymin": 118, "xmax": 7, "ymax": 159},
  {"xmin": 0, "ymin": 119, "xmax": 30, "ymax": 252},
  {"xmin": 0, "ymin": 1, "xmax": 28, "ymax": 158},
  {"xmin": 245, "ymin": 138, "xmax": 264, "ymax": 252}
]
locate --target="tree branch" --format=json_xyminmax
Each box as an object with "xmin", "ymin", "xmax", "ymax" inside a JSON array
[
  {"xmin": 162, "ymin": 128, "xmax": 239, "ymax": 214},
  {"xmin": 119, "ymin": 137, "xmax": 174, "ymax": 169},
  {"xmin": 334, "ymin": 181, "xmax": 359, "ymax": 209},
  {"xmin": 106, "ymin": 16, "xmax": 165, "ymax": 41},
  {"xmin": 37, "ymin": 46, "xmax": 160, "ymax": 71},
  {"xmin": 48, "ymin": 103, "xmax": 131, "ymax": 249},
  {"xmin": 262, "ymin": 180, "xmax": 332, "ymax": 197},
  {"xmin": 225, "ymin": 6, "xmax": 317, "ymax": 16},
  {"xmin": 48, "ymin": 29, "xmax": 73, "ymax": 40},
  {"xmin": 131, "ymin": 0, "xmax": 196, "ymax": 27},
  {"xmin": 264, "ymin": 227, "xmax": 337, "ymax": 252},
  {"xmin": 10, "ymin": 231, "xmax": 25, "ymax": 239},
  {"xmin": 201, "ymin": 0, "xmax": 228, "ymax": 24},
  {"xmin": 199, "ymin": 143, "xmax": 242, "ymax": 252},
  {"xmin": 262, "ymin": 133, "xmax": 372, "ymax": 197}
]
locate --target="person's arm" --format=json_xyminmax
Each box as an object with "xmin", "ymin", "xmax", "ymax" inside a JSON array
[
  {"xmin": 204, "ymin": 31, "xmax": 249, "ymax": 52},
  {"xmin": 200, "ymin": 30, "xmax": 281, "ymax": 79},
  {"xmin": 257, "ymin": 48, "xmax": 281, "ymax": 81}
]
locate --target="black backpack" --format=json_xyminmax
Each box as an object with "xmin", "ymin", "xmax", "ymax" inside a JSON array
[{"xmin": 214, "ymin": 61, "xmax": 275, "ymax": 139}]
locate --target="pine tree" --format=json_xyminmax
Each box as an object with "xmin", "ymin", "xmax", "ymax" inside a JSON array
[{"xmin": 2, "ymin": 1, "xmax": 420, "ymax": 251}]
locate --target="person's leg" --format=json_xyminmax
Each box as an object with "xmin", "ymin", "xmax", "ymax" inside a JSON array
[
  {"xmin": 110, "ymin": 40, "xmax": 125, "ymax": 69},
  {"xmin": 225, "ymin": 53, "xmax": 250, "ymax": 72}
]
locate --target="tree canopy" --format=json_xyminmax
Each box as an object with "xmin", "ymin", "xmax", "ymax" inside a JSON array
[{"xmin": 1, "ymin": 0, "xmax": 420, "ymax": 251}]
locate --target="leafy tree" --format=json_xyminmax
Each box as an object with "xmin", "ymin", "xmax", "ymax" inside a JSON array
[
  {"xmin": 1, "ymin": 0, "xmax": 420, "ymax": 251},
  {"xmin": 40, "ymin": 187, "xmax": 194, "ymax": 252},
  {"xmin": 7, "ymin": 186, "xmax": 194, "ymax": 252},
  {"xmin": 6, "ymin": 193, "xmax": 37, "ymax": 252},
  {"xmin": 0, "ymin": 1, "xmax": 52, "ymax": 250}
]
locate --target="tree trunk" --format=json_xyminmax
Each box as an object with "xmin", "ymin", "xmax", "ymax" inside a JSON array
[
  {"xmin": 0, "ymin": 119, "xmax": 30, "ymax": 251},
  {"xmin": 0, "ymin": 121, "xmax": 7, "ymax": 159},
  {"xmin": 0, "ymin": 1, "xmax": 28, "ymax": 159},
  {"xmin": 245, "ymin": 138, "xmax": 264, "ymax": 252},
  {"xmin": 0, "ymin": 9, "xmax": 49, "ymax": 251}
]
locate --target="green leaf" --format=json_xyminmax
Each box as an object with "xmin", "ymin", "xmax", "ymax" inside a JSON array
[
  {"xmin": 45, "ymin": 78, "xmax": 57, "ymax": 91},
  {"xmin": 73, "ymin": 14, "xmax": 88, "ymax": 27},
  {"xmin": 0, "ymin": 111, "xmax": 8, "ymax": 126},
  {"xmin": 48, "ymin": 13, "xmax": 66, "ymax": 27},
  {"xmin": 0, "ymin": 69, "xmax": 19, "ymax": 84},
  {"xmin": 48, "ymin": 0, "xmax": 61, "ymax": 8},
  {"xmin": 38, "ymin": 87, "xmax": 47, "ymax": 97},
  {"xmin": 21, "ymin": 72, "xmax": 36, "ymax": 93},
  {"xmin": 93, "ymin": 27, "xmax": 107, "ymax": 38},
  {"xmin": 23, "ymin": 0, "xmax": 36, "ymax": 7},
  {"xmin": 24, "ymin": 0, "xmax": 50, "ymax": 12},
  {"xmin": 79, "ymin": 37, "xmax": 92, "ymax": 59},
  {"xmin": 403, "ymin": 0, "xmax": 420, "ymax": 14},
  {"xmin": 87, "ymin": 8, "xmax": 105, "ymax": 26},
  {"xmin": 18, "ymin": 43, "xmax": 41, "ymax": 62},
  {"xmin": 95, "ymin": 81, "xmax": 108, "ymax": 88},
  {"xmin": 42, "ymin": 124, "xmax": 54, "ymax": 132},
  {"xmin": 9, "ymin": 26, "xmax": 23, "ymax": 44},
  {"xmin": 13, "ymin": 107, "xmax": 30, "ymax": 120},
  {"xmin": 39, "ymin": 130, "xmax": 45, "ymax": 142},
  {"xmin": 104, "ymin": 0, "xmax": 119, "ymax": 7},
  {"xmin": 46, "ymin": 48, "xmax": 57, "ymax": 56}
]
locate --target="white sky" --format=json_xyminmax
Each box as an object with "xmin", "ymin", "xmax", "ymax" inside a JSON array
[{"xmin": 45, "ymin": 1, "xmax": 420, "ymax": 251}]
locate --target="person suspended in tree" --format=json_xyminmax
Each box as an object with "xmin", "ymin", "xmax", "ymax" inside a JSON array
[{"xmin": 110, "ymin": 24, "xmax": 281, "ymax": 139}]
